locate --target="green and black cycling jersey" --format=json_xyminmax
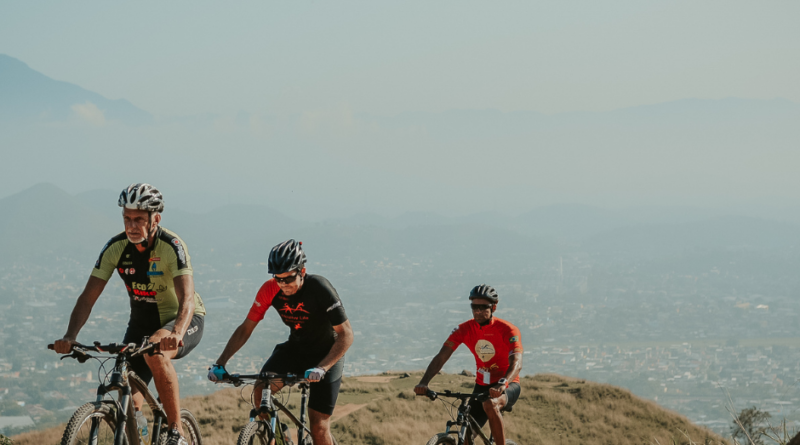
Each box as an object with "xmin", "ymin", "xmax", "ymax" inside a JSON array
[{"xmin": 92, "ymin": 227, "xmax": 206, "ymax": 334}]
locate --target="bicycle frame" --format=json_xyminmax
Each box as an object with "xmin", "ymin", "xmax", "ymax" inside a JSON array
[
  {"xmin": 423, "ymin": 390, "xmax": 495, "ymax": 445},
  {"xmin": 446, "ymin": 396, "xmax": 492, "ymax": 445},
  {"xmin": 231, "ymin": 373, "xmax": 314, "ymax": 445},
  {"xmin": 55, "ymin": 342, "xmax": 167, "ymax": 445}
]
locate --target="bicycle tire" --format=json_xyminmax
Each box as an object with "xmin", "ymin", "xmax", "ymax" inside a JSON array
[
  {"xmin": 236, "ymin": 421, "xmax": 272, "ymax": 445},
  {"xmin": 157, "ymin": 409, "xmax": 204, "ymax": 445},
  {"xmin": 504, "ymin": 440, "xmax": 517, "ymax": 445},
  {"xmin": 425, "ymin": 433, "xmax": 457, "ymax": 445},
  {"xmin": 298, "ymin": 431, "xmax": 338, "ymax": 445},
  {"xmin": 61, "ymin": 402, "xmax": 128, "ymax": 445}
]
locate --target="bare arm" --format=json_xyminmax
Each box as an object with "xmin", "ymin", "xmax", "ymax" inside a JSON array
[
  {"xmin": 151, "ymin": 274, "xmax": 196, "ymax": 351},
  {"xmin": 489, "ymin": 352, "xmax": 523, "ymax": 399},
  {"xmin": 416, "ymin": 345, "xmax": 455, "ymax": 389},
  {"xmin": 317, "ymin": 320, "xmax": 354, "ymax": 371},
  {"xmin": 54, "ymin": 276, "xmax": 108, "ymax": 353},
  {"xmin": 503, "ymin": 352, "xmax": 522, "ymax": 382},
  {"xmin": 215, "ymin": 318, "xmax": 259, "ymax": 366},
  {"xmin": 169, "ymin": 274, "xmax": 196, "ymax": 338}
]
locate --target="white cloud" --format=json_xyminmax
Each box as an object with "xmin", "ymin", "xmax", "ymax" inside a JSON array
[{"xmin": 71, "ymin": 102, "xmax": 106, "ymax": 126}]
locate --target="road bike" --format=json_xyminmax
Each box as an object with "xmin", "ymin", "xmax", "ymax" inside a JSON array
[
  {"xmin": 224, "ymin": 371, "xmax": 337, "ymax": 445},
  {"xmin": 49, "ymin": 341, "xmax": 203, "ymax": 445},
  {"xmin": 419, "ymin": 389, "xmax": 517, "ymax": 445}
]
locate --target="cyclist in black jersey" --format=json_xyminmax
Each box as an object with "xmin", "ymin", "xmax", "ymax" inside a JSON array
[
  {"xmin": 209, "ymin": 240, "xmax": 353, "ymax": 445},
  {"xmin": 53, "ymin": 183, "xmax": 205, "ymax": 445}
]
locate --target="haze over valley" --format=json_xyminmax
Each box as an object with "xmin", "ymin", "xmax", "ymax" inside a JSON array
[
  {"xmin": 2, "ymin": 2, "xmax": 800, "ymax": 440},
  {"xmin": 3, "ymin": 181, "xmax": 800, "ymax": 436}
]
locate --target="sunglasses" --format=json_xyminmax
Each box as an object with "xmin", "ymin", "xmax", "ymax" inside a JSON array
[
  {"xmin": 470, "ymin": 303, "xmax": 493, "ymax": 311},
  {"xmin": 274, "ymin": 271, "xmax": 300, "ymax": 284}
]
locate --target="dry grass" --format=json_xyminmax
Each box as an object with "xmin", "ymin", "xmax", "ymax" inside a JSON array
[
  {"xmin": 354, "ymin": 376, "xmax": 397, "ymax": 383},
  {"xmin": 10, "ymin": 428, "xmax": 62, "ymax": 445},
  {"xmin": 12, "ymin": 373, "xmax": 729, "ymax": 445}
]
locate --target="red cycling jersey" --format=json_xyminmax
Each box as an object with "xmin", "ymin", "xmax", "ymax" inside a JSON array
[
  {"xmin": 445, "ymin": 317, "xmax": 523, "ymax": 385},
  {"xmin": 247, "ymin": 279, "xmax": 281, "ymax": 322}
]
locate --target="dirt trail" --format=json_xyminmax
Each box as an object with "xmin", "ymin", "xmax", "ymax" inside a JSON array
[{"xmin": 331, "ymin": 403, "xmax": 368, "ymax": 422}]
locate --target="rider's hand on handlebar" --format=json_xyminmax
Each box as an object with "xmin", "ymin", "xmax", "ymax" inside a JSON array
[
  {"xmin": 150, "ymin": 331, "xmax": 183, "ymax": 352},
  {"xmin": 414, "ymin": 384, "xmax": 429, "ymax": 397},
  {"xmin": 53, "ymin": 337, "xmax": 77, "ymax": 354},
  {"xmin": 489, "ymin": 383, "xmax": 506, "ymax": 399},
  {"xmin": 208, "ymin": 364, "xmax": 230, "ymax": 383},
  {"xmin": 304, "ymin": 367, "xmax": 326, "ymax": 382}
]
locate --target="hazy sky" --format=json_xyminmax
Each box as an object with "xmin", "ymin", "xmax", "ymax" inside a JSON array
[
  {"xmin": 3, "ymin": 1, "xmax": 799, "ymax": 118},
  {"xmin": 2, "ymin": 1, "xmax": 800, "ymax": 219}
]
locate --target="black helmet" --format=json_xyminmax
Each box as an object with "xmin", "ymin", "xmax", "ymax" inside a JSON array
[
  {"xmin": 268, "ymin": 239, "xmax": 307, "ymax": 274},
  {"xmin": 469, "ymin": 284, "xmax": 498, "ymax": 304}
]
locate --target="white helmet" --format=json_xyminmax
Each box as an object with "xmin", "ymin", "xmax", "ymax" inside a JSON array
[{"xmin": 118, "ymin": 183, "xmax": 164, "ymax": 213}]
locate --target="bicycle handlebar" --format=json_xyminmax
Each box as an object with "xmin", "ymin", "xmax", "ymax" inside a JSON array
[
  {"xmin": 47, "ymin": 341, "xmax": 160, "ymax": 362},
  {"xmin": 224, "ymin": 372, "xmax": 307, "ymax": 387},
  {"xmin": 416, "ymin": 389, "xmax": 491, "ymax": 402}
]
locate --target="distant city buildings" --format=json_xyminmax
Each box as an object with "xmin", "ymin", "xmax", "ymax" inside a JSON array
[{"xmin": 1, "ymin": 253, "xmax": 798, "ymax": 436}]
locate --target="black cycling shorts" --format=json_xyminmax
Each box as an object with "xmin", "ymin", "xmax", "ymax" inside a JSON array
[
  {"xmin": 261, "ymin": 341, "xmax": 344, "ymax": 416},
  {"xmin": 468, "ymin": 381, "xmax": 521, "ymax": 427},
  {"xmin": 123, "ymin": 315, "xmax": 204, "ymax": 384}
]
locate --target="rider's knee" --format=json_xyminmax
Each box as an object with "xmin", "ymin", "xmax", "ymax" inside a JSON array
[
  {"xmin": 482, "ymin": 398, "xmax": 503, "ymax": 416},
  {"xmin": 143, "ymin": 353, "xmax": 171, "ymax": 371},
  {"xmin": 310, "ymin": 418, "xmax": 330, "ymax": 434},
  {"xmin": 309, "ymin": 411, "xmax": 331, "ymax": 432}
]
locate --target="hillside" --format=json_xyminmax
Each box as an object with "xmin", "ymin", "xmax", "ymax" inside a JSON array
[{"xmin": 11, "ymin": 373, "xmax": 728, "ymax": 445}]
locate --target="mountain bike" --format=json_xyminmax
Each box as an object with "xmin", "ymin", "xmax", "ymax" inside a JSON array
[
  {"xmin": 49, "ymin": 341, "xmax": 203, "ymax": 445},
  {"xmin": 224, "ymin": 371, "xmax": 338, "ymax": 445},
  {"xmin": 419, "ymin": 389, "xmax": 517, "ymax": 445}
]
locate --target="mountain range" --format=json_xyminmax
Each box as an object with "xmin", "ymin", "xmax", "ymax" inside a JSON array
[
  {"xmin": 0, "ymin": 54, "xmax": 151, "ymax": 125},
  {"xmin": 3, "ymin": 183, "xmax": 799, "ymax": 271},
  {"xmin": 2, "ymin": 52, "xmax": 800, "ymax": 220}
]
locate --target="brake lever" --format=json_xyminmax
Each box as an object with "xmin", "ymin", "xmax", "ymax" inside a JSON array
[
  {"xmin": 148, "ymin": 342, "xmax": 163, "ymax": 357},
  {"xmin": 59, "ymin": 351, "xmax": 91, "ymax": 363},
  {"xmin": 227, "ymin": 374, "xmax": 243, "ymax": 387},
  {"xmin": 418, "ymin": 390, "xmax": 438, "ymax": 401}
]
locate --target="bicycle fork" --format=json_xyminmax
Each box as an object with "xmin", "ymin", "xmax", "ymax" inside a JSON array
[
  {"xmin": 454, "ymin": 403, "xmax": 493, "ymax": 445},
  {"xmin": 93, "ymin": 368, "xmax": 132, "ymax": 445},
  {"xmin": 254, "ymin": 386, "xmax": 286, "ymax": 445},
  {"xmin": 296, "ymin": 387, "xmax": 309, "ymax": 445}
]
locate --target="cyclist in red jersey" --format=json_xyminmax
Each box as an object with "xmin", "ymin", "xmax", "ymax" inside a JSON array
[
  {"xmin": 209, "ymin": 240, "xmax": 353, "ymax": 445},
  {"xmin": 415, "ymin": 285, "xmax": 522, "ymax": 445}
]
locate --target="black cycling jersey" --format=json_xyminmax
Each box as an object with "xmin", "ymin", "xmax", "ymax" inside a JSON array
[{"xmin": 248, "ymin": 274, "xmax": 348, "ymax": 356}]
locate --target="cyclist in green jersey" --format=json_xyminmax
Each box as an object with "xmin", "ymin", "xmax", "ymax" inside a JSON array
[{"xmin": 54, "ymin": 183, "xmax": 206, "ymax": 445}]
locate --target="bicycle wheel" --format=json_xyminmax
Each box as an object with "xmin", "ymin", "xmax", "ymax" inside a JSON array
[
  {"xmin": 425, "ymin": 433, "xmax": 457, "ymax": 445},
  {"xmin": 298, "ymin": 431, "xmax": 338, "ymax": 445},
  {"xmin": 504, "ymin": 440, "xmax": 517, "ymax": 445},
  {"xmin": 179, "ymin": 410, "xmax": 202, "ymax": 445},
  {"xmin": 157, "ymin": 410, "xmax": 203, "ymax": 445},
  {"xmin": 61, "ymin": 402, "xmax": 128, "ymax": 445},
  {"xmin": 236, "ymin": 421, "xmax": 272, "ymax": 445}
]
